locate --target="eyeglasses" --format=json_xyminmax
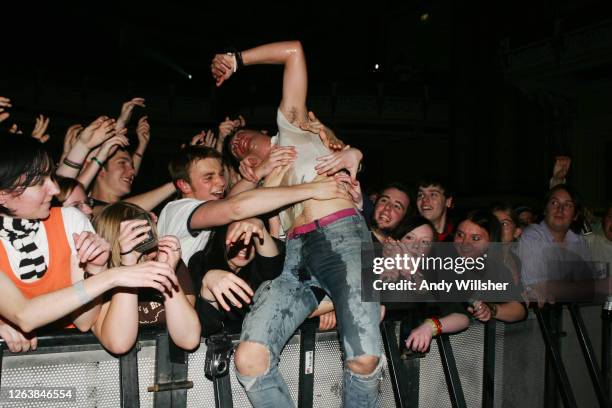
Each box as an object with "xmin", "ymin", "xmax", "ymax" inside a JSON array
[{"xmin": 70, "ymin": 197, "xmax": 95, "ymax": 211}]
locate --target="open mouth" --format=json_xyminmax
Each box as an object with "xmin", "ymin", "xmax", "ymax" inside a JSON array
[{"xmin": 211, "ymin": 190, "xmax": 224, "ymax": 199}]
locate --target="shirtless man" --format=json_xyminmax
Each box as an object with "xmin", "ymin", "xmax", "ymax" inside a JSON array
[{"xmin": 212, "ymin": 41, "xmax": 381, "ymax": 408}]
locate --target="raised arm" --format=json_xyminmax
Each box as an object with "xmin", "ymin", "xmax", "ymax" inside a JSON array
[
  {"xmin": 124, "ymin": 182, "xmax": 177, "ymax": 212},
  {"xmin": 212, "ymin": 41, "xmax": 308, "ymax": 124}
]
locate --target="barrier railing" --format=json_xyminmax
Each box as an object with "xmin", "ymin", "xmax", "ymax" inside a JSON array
[{"xmin": 0, "ymin": 304, "xmax": 608, "ymax": 407}]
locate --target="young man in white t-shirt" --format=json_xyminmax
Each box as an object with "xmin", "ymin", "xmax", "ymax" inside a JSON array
[{"xmin": 157, "ymin": 146, "xmax": 350, "ymax": 266}]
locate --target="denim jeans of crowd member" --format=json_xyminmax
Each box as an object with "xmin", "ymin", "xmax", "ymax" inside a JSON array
[{"xmin": 236, "ymin": 214, "xmax": 383, "ymax": 408}]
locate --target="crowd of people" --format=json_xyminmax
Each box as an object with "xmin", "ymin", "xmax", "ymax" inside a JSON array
[{"xmin": 0, "ymin": 40, "xmax": 610, "ymax": 408}]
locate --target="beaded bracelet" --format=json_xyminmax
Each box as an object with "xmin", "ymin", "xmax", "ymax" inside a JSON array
[
  {"xmin": 91, "ymin": 157, "xmax": 104, "ymax": 167},
  {"xmin": 425, "ymin": 317, "xmax": 443, "ymax": 337}
]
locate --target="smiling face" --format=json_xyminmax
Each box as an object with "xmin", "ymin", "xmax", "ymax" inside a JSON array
[
  {"xmin": 399, "ymin": 224, "xmax": 435, "ymax": 257},
  {"xmin": 230, "ymin": 129, "xmax": 273, "ymax": 166},
  {"xmin": 0, "ymin": 175, "xmax": 59, "ymax": 220},
  {"xmin": 99, "ymin": 150, "xmax": 135, "ymax": 197},
  {"xmin": 454, "ymin": 220, "xmax": 490, "ymax": 259},
  {"xmin": 182, "ymin": 158, "xmax": 226, "ymax": 201},
  {"xmin": 373, "ymin": 188, "xmax": 410, "ymax": 233},
  {"xmin": 416, "ymin": 185, "xmax": 452, "ymax": 225},
  {"xmin": 226, "ymin": 240, "xmax": 256, "ymax": 271}
]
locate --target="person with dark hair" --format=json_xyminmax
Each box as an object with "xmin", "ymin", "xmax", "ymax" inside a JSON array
[
  {"xmin": 384, "ymin": 215, "xmax": 470, "ymax": 358},
  {"xmin": 89, "ymin": 148, "xmax": 177, "ymax": 216},
  {"xmin": 416, "ymin": 178, "xmax": 454, "ymax": 241},
  {"xmin": 192, "ymin": 217, "xmax": 284, "ymax": 335},
  {"xmin": 455, "ymin": 210, "xmax": 527, "ymax": 323},
  {"xmin": 514, "ymin": 205, "xmax": 537, "ymax": 228},
  {"xmin": 518, "ymin": 185, "xmax": 591, "ymax": 289},
  {"xmin": 371, "ymin": 182, "xmax": 411, "ymax": 243},
  {"xmin": 490, "ymin": 202, "xmax": 523, "ymax": 285},
  {"xmin": 211, "ymin": 40, "xmax": 381, "ymax": 407},
  {"xmin": 0, "ymin": 137, "xmax": 176, "ymax": 353}
]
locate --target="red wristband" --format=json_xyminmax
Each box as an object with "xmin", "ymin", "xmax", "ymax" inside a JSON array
[{"xmin": 429, "ymin": 316, "xmax": 442, "ymax": 337}]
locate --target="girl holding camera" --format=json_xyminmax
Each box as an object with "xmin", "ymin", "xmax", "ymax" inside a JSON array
[{"xmin": 92, "ymin": 202, "xmax": 201, "ymax": 354}]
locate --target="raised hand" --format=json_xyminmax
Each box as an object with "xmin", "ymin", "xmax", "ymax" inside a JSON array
[
  {"xmin": 0, "ymin": 96, "xmax": 11, "ymax": 123},
  {"xmin": 72, "ymin": 232, "xmax": 111, "ymax": 267},
  {"xmin": 315, "ymin": 146, "xmax": 362, "ymax": 184},
  {"xmin": 97, "ymin": 134, "xmax": 130, "ymax": 162},
  {"xmin": 8, "ymin": 124, "xmax": 23, "ymax": 135},
  {"xmin": 300, "ymin": 111, "xmax": 344, "ymax": 151},
  {"xmin": 225, "ymin": 218, "xmax": 265, "ymax": 246},
  {"xmin": 211, "ymin": 53, "xmax": 236, "ymax": 87},
  {"xmin": 156, "ymin": 235, "xmax": 182, "ymax": 271},
  {"xmin": 136, "ymin": 116, "xmax": 151, "ymax": 147},
  {"xmin": 63, "ymin": 124, "xmax": 83, "ymax": 157},
  {"xmin": 117, "ymin": 219, "xmax": 152, "ymax": 266},
  {"xmin": 201, "ymin": 269, "xmax": 254, "ymax": 311},
  {"xmin": 80, "ymin": 116, "xmax": 115, "ymax": 149},
  {"xmin": 31, "ymin": 114, "xmax": 50, "ymax": 143},
  {"xmin": 552, "ymin": 156, "xmax": 571, "ymax": 181},
  {"xmin": 116, "ymin": 97, "xmax": 146, "ymax": 129}
]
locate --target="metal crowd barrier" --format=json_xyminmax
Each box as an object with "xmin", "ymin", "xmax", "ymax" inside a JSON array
[{"xmin": 0, "ymin": 304, "xmax": 609, "ymax": 407}]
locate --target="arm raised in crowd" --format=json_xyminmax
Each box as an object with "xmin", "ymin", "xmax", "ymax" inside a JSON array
[
  {"xmin": 132, "ymin": 116, "xmax": 150, "ymax": 175},
  {"xmin": 31, "ymin": 114, "xmax": 51, "ymax": 143},
  {"xmin": 56, "ymin": 117, "xmax": 119, "ymax": 178},
  {"xmin": 124, "ymin": 182, "xmax": 177, "ymax": 212},
  {"xmin": 212, "ymin": 41, "xmax": 308, "ymax": 124},
  {"xmin": 0, "ymin": 96, "xmax": 11, "ymax": 123},
  {"xmin": 77, "ymin": 134, "xmax": 130, "ymax": 190}
]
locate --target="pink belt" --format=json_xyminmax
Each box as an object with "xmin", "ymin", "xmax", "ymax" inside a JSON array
[{"xmin": 287, "ymin": 208, "xmax": 359, "ymax": 240}]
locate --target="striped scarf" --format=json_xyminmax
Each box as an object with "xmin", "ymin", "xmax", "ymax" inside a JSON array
[{"xmin": 0, "ymin": 216, "xmax": 47, "ymax": 281}]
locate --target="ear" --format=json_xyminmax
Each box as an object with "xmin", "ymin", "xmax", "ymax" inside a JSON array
[
  {"xmin": 513, "ymin": 227, "xmax": 522, "ymax": 240},
  {"xmin": 175, "ymin": 179, "xmax": 193, "ymax": 195},
  {"xmin": 446, "ymin": 197, "xmax": 454, "ymax": 209},
  {"xmin": 0, "ymin": 191, "xmax": 7, "ymax": 206}
]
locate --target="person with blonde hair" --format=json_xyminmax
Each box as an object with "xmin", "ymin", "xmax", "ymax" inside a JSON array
[{"xmin": 92, "ymin": 202, "xmax": 200, "ymax": 354}]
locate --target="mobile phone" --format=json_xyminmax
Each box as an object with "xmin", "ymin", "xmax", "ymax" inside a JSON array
[{"xmin": 132, "ymin": 213, "xmax": 159, "ymax": 253}]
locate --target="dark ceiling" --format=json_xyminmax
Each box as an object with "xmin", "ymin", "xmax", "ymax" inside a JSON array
[{"xmin": 4, "ymin": 0, "xmax": 612, "ymax": 97}]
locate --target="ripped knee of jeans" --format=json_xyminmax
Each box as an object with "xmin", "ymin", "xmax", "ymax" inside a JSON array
[
  {"xmin": 346, "ymin": 354, "xmax": 385, "ymax": 377},
  {"xmin": 234, "ymin": 341, "xmax": 271, "ymax": 378}
]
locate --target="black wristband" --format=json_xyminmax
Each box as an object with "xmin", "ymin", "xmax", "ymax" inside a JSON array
[{"xmin": 235, "ymin": 51, "xmax": 244, "ymax": 70}]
